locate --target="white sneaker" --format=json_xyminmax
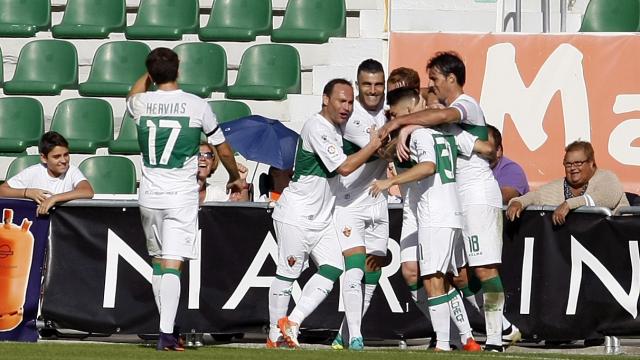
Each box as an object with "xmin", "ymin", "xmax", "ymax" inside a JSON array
[
  {"xmin": 502, "ymin": 324, "xmax": 522, "ymax": 346},
  {"xmin": 278, "ymin": 317, "xmax": 300, "ymax": 348}
]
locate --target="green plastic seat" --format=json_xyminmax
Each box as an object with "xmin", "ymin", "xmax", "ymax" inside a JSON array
[
  {"xmin": 198, "ymin": 0, "xmax": 272, "ymax": 42},
  {"xmin": 0, "ymin": 0, "xmax": 50, "ymax": 37},
  {"xmin": 0, "ymin": 97, "xmax": 44, "ymax": 153},
  {"xmin": 79, "ymin": 41, "xmax": 150, "ymax": 97},
  {"xmin": 52, "ymin": 0, "xmax": 126, "ymax": 39},
  {"xmin": 78, "ymin": 156, "xmax": 136, "ymax": 194},
  {"xmin": 271, "ymin": 0, "xmax": 346, "ymax": 44},
  {"xmin": 208, "ymin": 100, "xmax": 251, "ymax": 124},
  {"xmin": 226, "ymin": 44, "xmax": 300, "ymax": 101},
  {"xmin": 579, "ymin": 0, "xmax": 640, "ymax": 32},
  {"xmin": 0, "ymin": 46, "xmax": 3, "ymax": 86},
  {"xmin": 174, "ymin": 42, "xmax": 227, "ymax": 98},
  {"xmin": 50, "ymin": 98, "xmax": 114, "ymax": 154},
  {"xmin": 125, "ymin": 0, "xmax": 199, "ymax": 40},
  {"xmin": 108, "ymin": 112, "xmax": 140, "ymax": 155},
  {"xmin": 5, "ymin": 155, "xmax": 42, "ymax": 180},
  {"xmin": 3, "ymin": 40, "xmax": 78, "ymax": 95}
]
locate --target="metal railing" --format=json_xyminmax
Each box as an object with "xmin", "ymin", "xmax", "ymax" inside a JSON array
[{"xmin": 498, "ymin": 0, "xmax": 568, "ymax": 33}]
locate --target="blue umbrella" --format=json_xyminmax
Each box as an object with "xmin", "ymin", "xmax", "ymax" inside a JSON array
[{"xmin": 220, "ymin": 115, "xmax": 299, "ymax": 170}]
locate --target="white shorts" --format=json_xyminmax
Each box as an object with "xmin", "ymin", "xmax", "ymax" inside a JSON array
[
  {"xmin": 462, "ymin": 204, "xmax": 503, "ymax": 267},
  {"xmin": 334, "ymin": 201, "xmax": 389, "ymax": 256},
  {"xmin": 418, "ymin": 227, "xmax": 460, "ymax": 277},
  {"xmin": 399, "ymin": 202, "xmax": 418, "ymax": 263},
  {"xmin": 140, "ymin": 205, "xmax": 199, "ymax": 260},
  {"xmin": 274, "ymin": 220, "xmax": 344, "ymax": 279}
]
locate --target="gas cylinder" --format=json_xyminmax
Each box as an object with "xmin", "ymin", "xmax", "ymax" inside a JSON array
[{"xmin": 0, "ymin": 209, "xmax": 34, "ymax": 331}]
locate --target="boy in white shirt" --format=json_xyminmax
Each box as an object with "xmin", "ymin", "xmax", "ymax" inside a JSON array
[{"xmin": 0, "ymin": 131, "xmax": 94, "ymax": 215}]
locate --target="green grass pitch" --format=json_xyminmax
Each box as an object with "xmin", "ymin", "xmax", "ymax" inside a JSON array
[{"xmin": 0, "ymin": 343, "xmax": 638, "ymax": 360}]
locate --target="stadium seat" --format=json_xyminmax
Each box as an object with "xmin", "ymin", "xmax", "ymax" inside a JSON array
[
  {"xmin": 271, "ymin": 0, "xmax": 346, "ymax": 44},
  {"xmin": 0, "ymin": 0, "xmax": 50, "ymax": 37},
  {"xmin": 226, "ymin": 44, "xmax": 300, "ymax": 101},
  {"xmin": 78, "ymin": 156, "xmax": 137, "ymax": 194},
  {"xmin": 50, "ymin": 98, "xmax": 114, "ymax": 154},
  {"xmin": 174, "ymin": 43, "xmax": 227, "ymax": 98},
  {"xmin": 125, "ymin": 0, "xmax": 199, "ymax": 40},
  {"xmin": 208, "ymin": 100, "xmax": 251, "ymax": 124},
  {"xmin": 79, "ymin": 41, "xmax": 150, "ymax": 97},
  {"xmin": 5, "ymin": 155, "xmax": 42, "ymax": 181},
  {"xmin": 0, "ymin": 97, "xmax": 44, "ymax": 153},
  {"xmin": 52, "ymin": 0, "xmax": 126, "ymax": 39},
  {"xmin": 198, "ymin": 0, "xmax": 272, "ymax": 42},
  {"xmin": 108, "ymin": 112, "xmax": 140, "ymax": 155},
  {"xmin": 579, "ymin": 0, "xmax": 640, "ymax": 32},
  {"xmin": 0, "ymin": 46, "xmax": 3, "ymax": 87},
  {"xmin": 3, "ymin": 40, "xmax": 78, "ymax": 95}
]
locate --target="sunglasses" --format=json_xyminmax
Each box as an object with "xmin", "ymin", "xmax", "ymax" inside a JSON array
[{"xmin": 198, "ymin": 152, "xmax": 215, "ymax": 159}]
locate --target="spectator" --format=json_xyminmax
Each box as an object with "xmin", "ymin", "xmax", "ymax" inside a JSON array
[
  {"xmin": 198, "ymin": 142, "xmax": 250, "ymax": 203},
  {"xmin": 257, "ymin": 166, "xmax": 293, "ymax": 202},
  {"xmin": 506, "ymin": 140, "xmax": 629, "ymax": 225},
  {"xmin": 0, "ymin": 131, "xmax": 94, "ymax": 215},
  {"xmin": 486, "ymin": 125, "xmax": 529, "ymax": 204}
]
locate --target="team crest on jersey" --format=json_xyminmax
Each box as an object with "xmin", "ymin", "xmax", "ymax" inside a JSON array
[
  {"xmin": 287, "ymin": 256, "xmax": 297, "ymax": 267},
  {"xmin": 327, "ymin": 144, "xmax": 337, "ymax": 154},
  {"xmin": 342, "ymin": 226, "xmax": 352, "ymax": 237}
]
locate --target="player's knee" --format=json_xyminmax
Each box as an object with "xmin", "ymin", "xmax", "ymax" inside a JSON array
[
  {"xmin": 317, "ymin": 264, "xmax": 343, "ymax": 282},
  {"xmin": 401, "ymin": 262, "xmax": 418, "ymax": 284},
  {"xmin": 451, "ymin": 274, "xmax": 468, "ymax": 289},
  {"xmin": 474, "ymin": 265, "xmax": 499, "ymax": 281}
]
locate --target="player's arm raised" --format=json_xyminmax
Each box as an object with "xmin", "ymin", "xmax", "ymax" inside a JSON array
[
  {"xmin": 336, "ymin": 125, "xmax": 382, "ymax": 176},
  {"xmin": 370, "ymin": 161, "xmax": 435, "ymax": 197},
  {"xmin": 379, "ymin": 107, "xmax": 461, "ymax": 140},
  {"xmin": 472, "ymin": 139, "xmax": 497, "ymax": 162},
  {"xmin": 127, "ymin": 73, "xmax": 152, "ymax": 99}
]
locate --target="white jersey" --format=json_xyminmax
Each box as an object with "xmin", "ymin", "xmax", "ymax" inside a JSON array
[
  {"xmin": 272, "ymin": 113, "xmax": 347, "ymax": 230},
  {"xmin": 410, "ymin": 126, "xmax": 476, "ymax": 228},
  {"xmin": 8, "ymin": 164, "xmax": 87, "ymax": 194},
  {"xmin": 450, "ymin": 94, "xmax": 502, "ymax": 207},
  {"xmin": 127, "ymin": 89, "xmax": 225, "ymax": 209},
  {"xmin": 336, "ymin": 101, "xmax": 387, "ymax": 207}
]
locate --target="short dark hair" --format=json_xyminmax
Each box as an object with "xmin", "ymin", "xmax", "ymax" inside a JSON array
[
  {"xmin": 357, "ymin": 59, "xmax": 384, "ymax": 77},
  {"xmin": 427, "ymin": 51, "xmax": 466, "ymax": 86},
  {"xmin": 487, "ymin": 124, "xmax": 502, "ymax": 149},
  {"xmin": 39, "ymin": 131, "xmax": 69, "ymax": 156},
  {"xmin": 386, "ymin": 87, "xmax": 420, "ymax": 107},
  {"xmin": 146, "ymin": 47, "xmax": 179, "ymax": 85},
  {"xmin": 322, "ymin": 78, "xmax": 352, "ymax": 97},
  {"xmin": 387, "ymin": 67, "xmax": 421, "ymax": 91},
  {"xmin": 565, "ymin": 140, "xmax": 595, "ymax": 162}
]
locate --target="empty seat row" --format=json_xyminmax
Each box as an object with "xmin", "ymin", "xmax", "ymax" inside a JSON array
[
  {"xmin": 0, "ymin": 40, "xmax": 301, "ymax": 100},
  {"xmin": 0, "ymin": 0, "xmax": 346, "ymax": 43},
  {"xmin": 579, "ymin": 0, "xmax": 640, "ymax": 32},
  {"xmin": 5, "ymin": 154, "xmax": 137, "ymax": 194},
  {"xmin": 0, "ymin": 97, "xmax": 251, "ymax": 155}
]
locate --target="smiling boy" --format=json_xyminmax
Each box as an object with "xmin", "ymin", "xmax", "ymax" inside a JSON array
[{"xmin": 0, "ymin": 131, "xmax": 94, "ymax": 215}]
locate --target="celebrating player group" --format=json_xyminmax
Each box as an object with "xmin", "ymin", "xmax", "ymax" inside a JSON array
[{"xmin": 267, "ymin": 52, "xmax": 522, "ymax": 352}]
